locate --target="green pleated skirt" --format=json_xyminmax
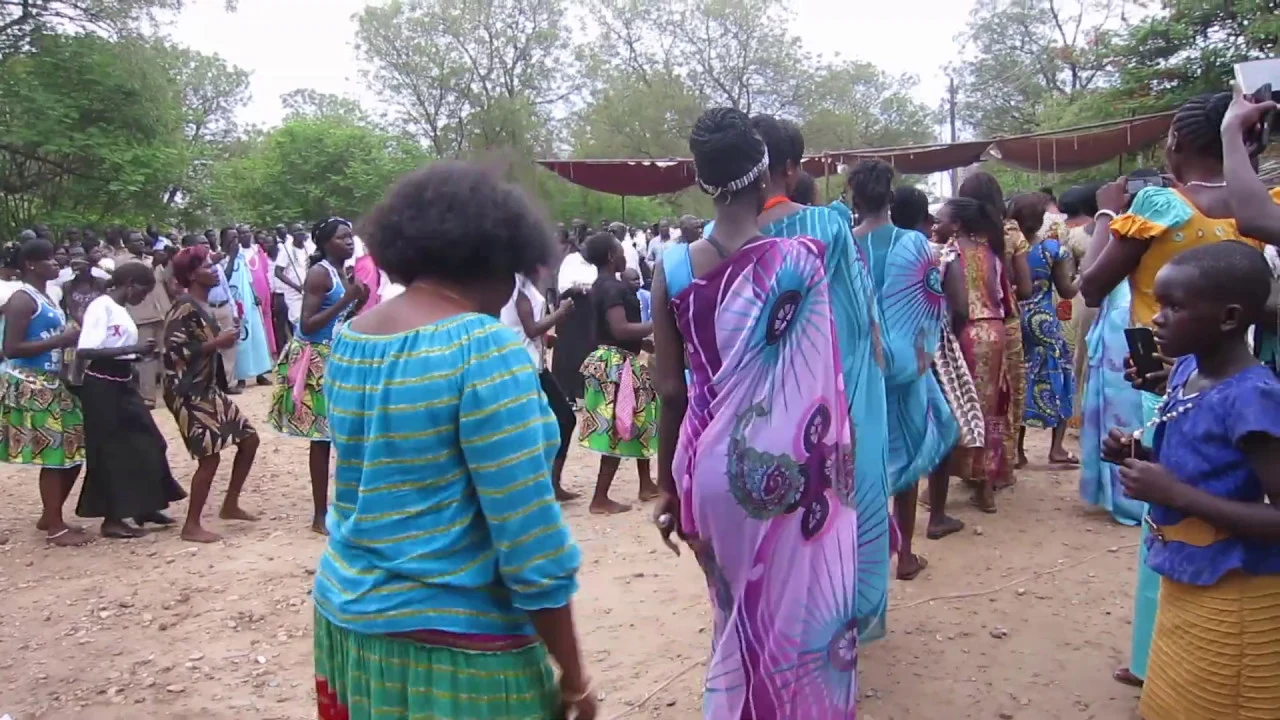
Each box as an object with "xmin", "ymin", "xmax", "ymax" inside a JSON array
[{"xmin": 314, "ymin": 610, "xmax": 562, "ymax": 720}]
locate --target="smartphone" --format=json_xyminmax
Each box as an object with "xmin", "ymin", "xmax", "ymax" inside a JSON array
[
  {"xmin": 1124, "ymin": 327, "xmax": 1164, "ymax": 386},
  {"xmin": 1252, "ymin": 82, "xmax": 1274, "ymax": 153},
  {"xmin": 1234, "ymin": 59, "xmax": 1280, "ymax": 155},
  {"xmin": 1126, "ymin": 175, "xmax": 1166, "ymax": 196}
]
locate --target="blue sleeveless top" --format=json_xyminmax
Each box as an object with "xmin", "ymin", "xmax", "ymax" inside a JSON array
[
  {"xmin": 298, "ymin": 261, "xmax": 347, "ymax": 344},
  {"xmin": 10, "ymin": 286, "xmax": 66, "ymax": 373}
]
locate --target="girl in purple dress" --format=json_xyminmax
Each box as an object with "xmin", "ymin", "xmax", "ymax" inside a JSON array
[{"xmin": 651, "ymin": 108, "xmax": 860, "ymax": 718}]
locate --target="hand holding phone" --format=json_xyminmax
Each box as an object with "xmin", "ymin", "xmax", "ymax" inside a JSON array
[{"xmin": 1124, "ymin": 327, "xmax": 1171, "ymax": 395}]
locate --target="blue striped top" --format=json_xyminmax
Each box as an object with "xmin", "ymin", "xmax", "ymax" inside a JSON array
[{"xmin": 313, "ymin": 312, "xmax": 581, "ymax": 637}]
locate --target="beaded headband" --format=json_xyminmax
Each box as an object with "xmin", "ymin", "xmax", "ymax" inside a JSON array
[{"xmin": 696, "ymin": 148, "xmax": 769, "ymax": 199}]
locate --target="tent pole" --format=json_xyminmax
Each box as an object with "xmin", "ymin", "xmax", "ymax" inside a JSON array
[{"xmin": 621, "ymin": 195, "xmax": 627, "ymax": 223}]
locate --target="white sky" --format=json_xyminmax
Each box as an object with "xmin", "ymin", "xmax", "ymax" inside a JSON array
[{"xmin": 167, "ymin": 0, "xmax": 976, "ymax": 133}]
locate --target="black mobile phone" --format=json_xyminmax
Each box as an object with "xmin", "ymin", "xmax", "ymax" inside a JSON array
[
  {"xmin": 1125, "ymin": 175, "xmax": 1166, "ymax": 196},
  {"xmin": 1124, "ymin": 327, "xmax": 1164, "ymax": 386},
  {"xmin": 1235, "ymin": 60, "xmax": 1280, "ymax": 155},
  {"xmin": 1252, "ymin": 82, "xmax": 1275, "ymax": 153}
]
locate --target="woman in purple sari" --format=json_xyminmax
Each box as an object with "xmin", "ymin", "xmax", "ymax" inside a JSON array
[{"xmin": 651, "ymin": 108, "xmax": 859, "ymax": 718}]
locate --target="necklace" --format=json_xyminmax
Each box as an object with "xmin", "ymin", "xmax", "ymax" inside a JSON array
[
  {"xmin": 1184, "ymin": 180, "xmax": 1227, "ymax": 189},
  {"xmin": 761, "ymin": 195, "xmax": 790, "ymax": 213},
  {"xmin": 1129, "ymin": 388, "xmax": 1199, "ymax": 453}
]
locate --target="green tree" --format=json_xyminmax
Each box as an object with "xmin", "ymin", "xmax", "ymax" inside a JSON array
[
  {"xmin": 0, "ymin": 32, "xmax": 186, "ymax": 236},
  {"xmin": 354, "ymin": 0, "xmax": 575, "ymax": 158},
  {"xmin": 1104, "ymin": 0, "xmax": 1280, "ymax": 114},
  {"xmin": 800, "ymin": 61, "xmax": 938, "ymax": 151},
  {"xmin": 203, "ymin": 116, "xmax": 427, "ymax": 226},
  {"xmin": 281, "ymin": 88, "xmax": 369, "ymax": 124},
  {"xmin": 0, "ymin": 0, "xmax": 236, "ymax": 60},
  {"xmin": 157, "ymin": 45, "xmax": 251, "ymax": 209},
  {"xmin": 954, "ymin": 0, "xmax": 1130, "ymax": 136}
]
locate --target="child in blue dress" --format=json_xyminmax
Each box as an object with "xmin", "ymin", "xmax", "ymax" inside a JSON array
[{"xmin": 1103, "ymin": 240, "xmax": 1280, "ymax": 720}]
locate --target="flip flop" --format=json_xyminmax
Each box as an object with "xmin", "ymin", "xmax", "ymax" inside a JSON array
[
  {"xmin": 897, "ymin": 555, "xmax": 929, "ymax": 581},
  {"xmin": 1049, "ymin": 453, "xmax": 1080, "ymax": 466},
  {"xmin": 1113, "ymin": 667, "xmax": 1144, "ymax": 688}
]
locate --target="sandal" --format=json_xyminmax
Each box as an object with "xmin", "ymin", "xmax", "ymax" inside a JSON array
[
  {"xmin": 46, "ymin": 528, "xmax": 94, "ymax": 547},
  {"xmin": 1049, "ymin": 452, "xmax": 1080, "ymax": 466},
  {"xmin": 897, "ymin": 554, "xmax": 929, "ymax": 581}
]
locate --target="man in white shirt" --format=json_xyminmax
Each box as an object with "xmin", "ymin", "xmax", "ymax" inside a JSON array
[
  {"xmin": 273, "ymin": 223, "xmax": 314, "ymax": 328},
  {"xmin": 644, "ymin": 219, "xmax": 674, "ymax": 271},
  {"xmin": 610, "ymin": 222, "xmax": 640, "ymax": 276}
]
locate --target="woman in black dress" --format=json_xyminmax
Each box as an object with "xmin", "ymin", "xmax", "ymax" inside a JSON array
[{"xmin": 75, "ymin": 263, "xmax": 186, "ymax": 538}]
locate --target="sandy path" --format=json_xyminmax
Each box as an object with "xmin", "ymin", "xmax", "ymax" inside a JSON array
[{"xmin": 0, "ymin": 386, "xmax": 1142, "ymax": 719}]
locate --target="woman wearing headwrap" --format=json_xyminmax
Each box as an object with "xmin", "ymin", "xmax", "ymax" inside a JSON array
[
  {"xmin": 269, "ymin": 218, "xmax": 367, "ymax": 535},
  {"xmin": 161, "ymin": 245, "xmax": 260, "ymax": 543}
]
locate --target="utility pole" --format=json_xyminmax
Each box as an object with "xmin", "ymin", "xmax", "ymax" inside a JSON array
[{"xmin": 947, "ymin": 75, "xmax": 959, "ymax": 196}]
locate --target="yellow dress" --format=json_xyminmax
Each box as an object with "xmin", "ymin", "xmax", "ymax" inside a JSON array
[{"xmin": 1111, "ymin": 187, "xmax": 1265, "ymax": 328}]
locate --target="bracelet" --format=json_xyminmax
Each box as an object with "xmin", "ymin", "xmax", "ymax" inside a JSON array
[{"xmin": 1094, "ymin": 210, "xmax": 1118, "ymax": 221}]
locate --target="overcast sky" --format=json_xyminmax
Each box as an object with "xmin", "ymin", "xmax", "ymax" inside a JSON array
[{"xmin": 167, "ymin": 0, "xmax": 976, "ymax": 132}]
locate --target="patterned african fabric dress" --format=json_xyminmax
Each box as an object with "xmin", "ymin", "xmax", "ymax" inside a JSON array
[
  {"xmin": 0, "ymin": 285, "xmax": 84, "ymax": 468},
  {"xmin": 668, "ymin": 234, "xmax": 859, "ymax": 719},
  {"xmin": 269, "ymin": 261, "xmax": 347, "ymax": 441},
  {"xmin": 854, "ymin": 224, "xmax": 957, "ymax": 496},
  {"xmin": 1000, "ymin": 220, "xmax": 1028, "ymax": 485},
  {"xmin": 1020, "ymin": 238, "xmax": 1074, "ymax": 427},
  {"xmin": 947, "ymin": 238, "xmax": 1009, "ymax": 486},
  {"xmin": 160, "ymin": 295, "xmax": 256, "ymax": 458},
  {"xmin": 762, "ymin": 205, "xmax": 891, "ymax": 645},
  {"xmin": 578, "ymin": 274, "xmax": 656, "ymax": 459}
]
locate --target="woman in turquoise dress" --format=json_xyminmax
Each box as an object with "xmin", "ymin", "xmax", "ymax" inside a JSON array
[
  {"xmin": 750, "ymin": 115, "xmax": 893, "ymax": 642},
  {"xmin": 849, "ymin": 160, "xmax": 957, "ymax": 581},
  {"xmin": 1009, "ymin": 193, "xmax": 1077, "ymax": 465}
]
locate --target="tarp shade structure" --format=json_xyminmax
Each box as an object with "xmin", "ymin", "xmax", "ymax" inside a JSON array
[{"xmin": 538, "ymin": 112, "xmax": 1175, "ymax": 196}]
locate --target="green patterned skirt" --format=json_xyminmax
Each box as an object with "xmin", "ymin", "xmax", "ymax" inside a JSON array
[
  {"xmin": 269, "ymin": 337, "xmax": 331, "ymax": 440},
  {"xmin": 579, "ymin": 345, "xmax": 656, "ymax": 459},
  {"xmin": 314, "ymin": 610, "xmax": 561, "ymax": 720},
  {"xmin": 0, "ymin": 369, "xmax": 85, "ymax": 468}
]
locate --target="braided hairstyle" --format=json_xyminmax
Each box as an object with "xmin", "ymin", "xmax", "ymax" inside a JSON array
[
  {"xmin": 848, "ymin": 160, "xmax": 895, "ymax": 216},
  {"xmin": 943, "ymin": 197, "xmax": 1005, "ymax": 258},
  {"xmin": 689, "ymin": 107, "xmax": 767, "ymax": 204},
  {"xmin": 1170, "ymin": 92, "xmax": 1233, "ymax": 162},
  {"xmin": 750, "ymin": 114, "xmax": 803, "ymax": 179},
  {"xmin": 311, "ymin": 217, "xmax": 352, "ymax": 267}
]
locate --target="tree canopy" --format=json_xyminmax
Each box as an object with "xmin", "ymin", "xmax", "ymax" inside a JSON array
[{"xmin": 2, "ymin": 0, "xmax": 1277, "ymax": 237}]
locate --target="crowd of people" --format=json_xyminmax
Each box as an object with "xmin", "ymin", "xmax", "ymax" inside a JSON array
[{"xmin": 4, "ymin": 85, "xmax": 1280, "ymax": 719}]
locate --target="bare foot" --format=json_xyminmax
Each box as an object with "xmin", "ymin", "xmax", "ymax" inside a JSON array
[
  {"xmin": 181, "ymin": 525, "xmax": 222, "ymax": 543},
  {"xmin": 897, "ymin": 553, "xmax": 929, "ymax": 581},
  {"xmin": 589, "ymin": 498, "xmax": 632, "ymax": 515},
  {"xmin": 554, "ymin": 487, "xmax": 581, "ymax": 502},
  {"xmin": 1113, "ymin": 667, "xmax": 1143, "ymax": 687},
  {"xmin": 926, "ymin": 515, "xmax": 965, "ymax": 540},
  {"xmin": 638, "ymin": 483, "xmax": 661, "ymax": 502},
  {"xmin": 969, "ymin": 489, "xmax": 998, "ymax": 514},
  {"xmin": 219, "ymin": 506, "xmax": 258, "ymax": 522},
  {"xmin": 45, "ymin": 528, "xmax": 94, "ymax": 547},
  {"xmin": 311, "ymin": 517, "xmax": 329, "ymax": 536},
  {"xmin": 1015, "ymin": 452, "xmax": 1029, "ymax": 469},
  {"xmin": 36, "ymin": 518, "xmax": 83, "ymax": 532}
]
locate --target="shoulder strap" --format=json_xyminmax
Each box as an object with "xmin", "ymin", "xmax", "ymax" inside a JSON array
[{"xmin": 662, "ymin": 242, "xmax": 694, "ymax": 299}]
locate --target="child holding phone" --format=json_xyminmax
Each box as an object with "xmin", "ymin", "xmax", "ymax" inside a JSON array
[{"xmin": 1103, "ymin": 241, "xmax": 1280, "ymax": 720}]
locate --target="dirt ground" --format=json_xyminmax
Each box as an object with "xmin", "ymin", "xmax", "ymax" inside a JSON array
[{"xmin": 0, "ymin": 385, "xmax": 1145, "ymax": 719}]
